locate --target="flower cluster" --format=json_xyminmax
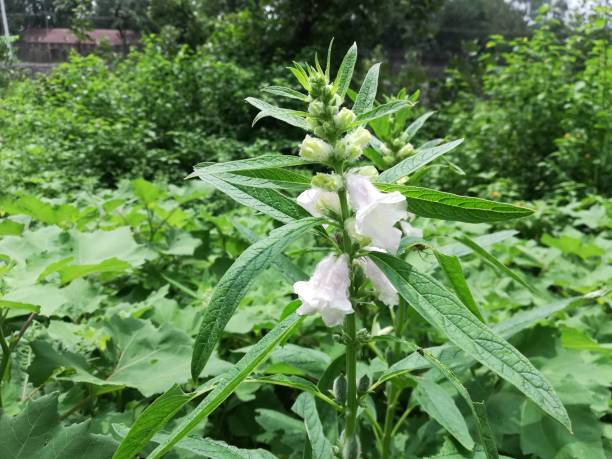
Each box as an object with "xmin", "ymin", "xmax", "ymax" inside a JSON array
[{"xmin": 289, "ymin": 71, "xmax": 422, "ymax": 326}]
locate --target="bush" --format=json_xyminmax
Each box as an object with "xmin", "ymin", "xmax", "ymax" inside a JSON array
[
  {"xmin": 432, "ymin": 9, "xmax": 611, "ymax": 198},
  {"xmin": 0, "ymin": 37, "xmax": 297, "ymax": 191}
]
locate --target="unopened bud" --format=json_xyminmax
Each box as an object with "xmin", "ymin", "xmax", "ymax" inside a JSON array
[
  {"xmin": 348, "ymin": 165, "xmax": 379, "ymax": 178},
  {"xmin": 398, "ymin": 142, "xmax": 415, "ymax": 158},
  {"xmin": 345, "ymin": 218, "xmax": 371, "ymax": 248},
  {"xmin": 339, "ymin": 127, "xmax": 372, "ymax": 160},
  {"xmin": 308, "ymin": 100, "xmax": 326, "ymax": 117},
  {"xmin": 311, "ymin": 173, "xmax": 343, "ymax": 192},
  {"xmin": 333, "ymin": 376, "xmax": 347, "ymax": 405},
  {"xmin": 334, "ymin": 108, "xmax": 356, "ymax": 130},
  {"xmin": 299, "ymin": 135, "xmax": 333, "ymax": 162}
]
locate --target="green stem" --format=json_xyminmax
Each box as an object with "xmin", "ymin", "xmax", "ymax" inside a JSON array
[
  {"xmin": 343, "ymin": 313, "xmax": 358, "ymax": 448},
  {"xmin": 0, "ymin": 320, "xmax": 10, "ymax": 409},
  {"xmin": 381, "ymin": 299, "xmax": 408, "ymax": 458}
]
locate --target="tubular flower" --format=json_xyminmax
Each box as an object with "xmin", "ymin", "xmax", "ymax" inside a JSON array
[
  {"xmin": 297, "ymin": 187, "xmax": 341, "ymax": 218},
  {"xmin": 357, "ymin": 257, "xmax": 399, "ymax": 307},
  {"xmin": 346, "ymin": 173, "xmax": 408, "ymax": 254},
  {"xmin": 294, "ymin": 254, "xmax": 353, "ymax": 327},
  {"xmin": 299, "ymin": 135, "xmax": 334, "ymax": 161}
]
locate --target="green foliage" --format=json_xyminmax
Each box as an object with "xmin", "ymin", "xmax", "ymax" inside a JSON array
[{"xmin": 436, "ymin": 9, "xmax": 611, "ymax": 197}]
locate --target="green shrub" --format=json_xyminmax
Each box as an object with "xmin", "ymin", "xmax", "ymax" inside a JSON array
[{"xmin": 434, "ymin": 9, "xmax": 611, "ymax": 198}]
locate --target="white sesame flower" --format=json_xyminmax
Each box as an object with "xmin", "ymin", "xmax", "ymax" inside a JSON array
[
  {"xmin": 357, "ymin": 257, "xmax": 399, "ymax": 307},
  {"xmin": 294, "ymin": 254, "xmax": 353, "ymax": 327},
  {"xmin": 346, "ymin": 173, "xmax": 408, "ymax": 254},
  {"xmin": 400, "ymin": 221, "xmax": 423, "ymax": 239},
  {"xmin": 297, "ymin": 187, "xmax": 341, "ymax": 218},
  {"xmin": 299, "ymin": 135, "xmax": 333, "ymax": 161}
]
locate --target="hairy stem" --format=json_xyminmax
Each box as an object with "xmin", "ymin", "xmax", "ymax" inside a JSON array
[{"xmin": 343, "ymin": 313, "xmax": 358, "ymax": 449}]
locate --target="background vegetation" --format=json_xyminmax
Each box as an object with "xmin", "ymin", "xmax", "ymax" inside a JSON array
[{"xmin": 0, "ymin": 1, "xmax": 610, "ymax": 458}]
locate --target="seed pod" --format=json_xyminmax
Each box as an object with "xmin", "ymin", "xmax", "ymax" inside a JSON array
[
  {"xmin": 333, "ymin": 375, "xmax": 347, "ymax": 405},
  {"xmin": 357, "ymin": 374, "xmax": 370, "ymax": 395},
  {"xmin": 341, "ymin": 433, "xmax": 361, "ymax": 459}
]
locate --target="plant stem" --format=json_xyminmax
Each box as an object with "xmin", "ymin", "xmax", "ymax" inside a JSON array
[
  {"xmin": 343, "ymin": 313, "xmax": 358, "ymax": 447},
  {"xmin": 0, "ymin": 320, "xmax": 9, "ymax": 409},
  {"xmin": 381, "ymin": 299, "xmax": 408, "ymax": 458}
]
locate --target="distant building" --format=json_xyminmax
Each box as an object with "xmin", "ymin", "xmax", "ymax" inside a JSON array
[{"xmin": 17, "ymin": 28, "xmax": 139, "ymax": 62}]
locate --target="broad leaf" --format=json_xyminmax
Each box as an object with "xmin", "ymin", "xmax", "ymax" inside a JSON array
[
  {"xmin": 434, "ymin": 250, "xmax": 484, "ymax": 321},
  {"xmin": 414, "ymin": 380, "xmax": 475, "ymax": 451},
  {"xmin": 353, "ymin": 100, "xmax": 413, "ymax": 126},
  {"xmin": 376, "ymin": 184, "xmax": 534, "ymax": 223},
  {"xmin": 292, "ymin": 393, "xmax": 334, "ymax": 459},
  {"xmin": 191, "ymin": 218, "xmax": 320, "ymax": 379},
  {"xmin": 404, "ymin": 111, "xmax": 435, "ymax": 140},
  {"xmin": 367, "ymin": 252, "xmax": 571, "ymax": 431},
  {"xmin": 0, "ymin": 393, "xmax": 116, "ymax": 459},
  {"xmin": 379, "ymin": 138, "xmax": 464, "ymax": 183},
  {"xmin": 457, "ymin": 236, "xmax": 536, "ymax": 292},
  {"xmin": 149, "ymin": 313, "xmax": 303, "ymax": 459},
  {"xmin": 333, "ymin": 43, "xmax": 357, "ymax": 98},
  {"xmin": 352, "ymin": 63, "xmax": 380, "ymax": 115},
  {"xmin": 246, "ymin": 97, "xmax": 310, "ymax": 130}
]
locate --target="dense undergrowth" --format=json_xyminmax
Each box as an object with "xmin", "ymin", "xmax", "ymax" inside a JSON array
[{"xmin": 0, "ymin": 7, "xmax": 610, "ymax": 459}]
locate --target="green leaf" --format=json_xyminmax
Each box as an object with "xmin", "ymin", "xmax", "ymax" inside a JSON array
[
  {"xmin": 192, "ymin": 154, "xmax": 308, "ymax": 176},
  {"xmin": 439, "ymin": 230, "xmax": 518, "ymax": 257},
  {"xmin": 194, "ymin": 173, "xmax": 309, "ymax": 223},
  {"xmin": 333, "ymin": 42, "xmax": 357, "ymax": 98},
  {"xmin": 215, "ymin": 168, "xmax": 311, "ymax": 192},
  {"xmin": 246, "ymin": 97, "xmax": 310, "ymax": 130},
  {"xmin": 367, "ymin": 252, "xmax": 571, "ymax": 431},
  {"xmin": 352, "ymin": 63, "xmax": 380, "ymax": 115},
  {"xmin": 353, "ymin": 100, "xmax": 413, "ymax": 126},
  {"xmin": 0, "ymin": 299, "xmax": 40, "ymax": 313},
  {"xmin": 434, "ymin": 250, "xmax": 484, "ymax": 321},
  {"xmin": 378, "ymin": 138, "xmax": 464, "ymax": 183},
  {"xmin": 404, "ymin": 111, "xmax": 435, "ymax": 140},
  {"xmin": 149, "ymin": 313, "xmax": 303, "ymax": 459},
  {"xmin": 0, "ymin": 393, "xmax": 116, "ymax": 459},
  {"xmin": 248, "ymin": 375, "xmax": 340, "ymax": 409},
  {"xmin": 414, "ymin": 380, "xmax": 475, "ymax": 451},
  {"xmin": 473, "ymin": 402, "xmax": 498, "ymax": 459},
  {"xmin": 263, "ymin": 85, "xmax": 309, "ymax": 102},
  {"xmin": 292, "ymin": 393, "xmax": 334, "ymax": 459},
  {"xmin": 456, "ymin": 236, "xmax": 536, "ymax": 292},
  {"xmin": 191, "ymin": 218, "xmax": 320, "ymax": 379},
  {"xmin": 376, "ymin": 184, "xmax": 534, "ymax": 223},
  {"xmin": 0, "ymin": 220, "xmax": 24, "ymax": 236},
  {"xmin": 114, "ymin": 425, "xmax": 276, "ymax": 459},
  {"xmin": 112, "ymin": 385, "xmax": 192, "ymax": 459}
]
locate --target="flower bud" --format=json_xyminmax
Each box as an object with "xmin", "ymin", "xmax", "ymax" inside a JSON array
[
  {"xmin": 357, "ymin": 374, "xmax": 370, "ymax": 395},
  {"xmin": 339, "ymin": 127, "xmax": 372, "ymax": 160},
  {"xmin": 398, "ymin": 142, "xmax": 415, "ymax": 158},
  {"xmin": 333, "ymin": 375, "xmax": 347, "ymax": 405},
  {"xmin": 311, "ymin": 173, "xmax": 343, "ymax": 192},
  {"xmin": 344, "ymin": 218, "xmax": 371, "ymax": 248},
  {"xmin": 308, "ymin": 100, "xmax": 326, "ymax": 117},
  {"xmin": 348, "ymin": 165, "xmax": 379, "ymax": 178},
  {"xmin": 334, "ymin": 108, "xmax": 356, "ymax": 131},
  {"xmin": 299, "ymin": 135, "xmax": 333, "ymax": 162}
]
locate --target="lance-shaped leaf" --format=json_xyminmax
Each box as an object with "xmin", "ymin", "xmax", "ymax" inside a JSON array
[
  {"xmin": 246, "ymin": 97, "xmax": 310, "ymax": 130},
  {"xmin": 456, "ymin": 236, "xmax": 536, "ymax": 292},
  {"xmin": 112, "ymin": 385, "xmax": 192, "ymax": 459},
  {"xmin": 150, "ymin": 313, "xmax": 303, "ymax": 459},
  {"xmin": 378, "ymin": 138, "xmax": 464, "ymax": 183},
  {"xmin": 414, "ymin": 380, "xmax": 475, "ymax": 451},
  {"xmin": 263, "ymin": 86, "xmax": 309, "ymax": 102},
  {"xmin": 191, "ymin": 218, "xmax": 320, "ymax": 379},
  {"xmin": 114, "ymin": 425, "xmax": 276, "ymax": 459},
  {"xmin": 376, "ymin": 184, "xmax": 533, "ymax": 223},
  {"xmin": 247, "ymin": 375, "xmax": 340, "ymax": 410},
  {"xmin": 191, "ymin": 154, "xmax": 308, "ymax": 176},
  {"xmin": 195, "ymin": 173, "xmax": 308, "ymax": 223},
  {"xmin": 292, "ymin": 393, "xmax": 334, "ymax": 459},
  {"xmin": 352, "ymin": 63, "xmax": 380, "ymax": 115},
  {"xmin": 367, "ymin": 252, "xmax": 571, "ymax": 432},
  {"xmin": 333, "ymin": 43, "xmax": 357, "ymax": 98},
  {"xmin": 439, "ymin": 230, "xmax": 518, "ymax": 257},
  {"xmin": 352, "ymin": 100, "xmax": 413, "ymax": 126},
  {"xmin": 214, "ymin": 168, "xmax": 311, "ymax": 192},
  {"xmin": 381, "ymin": 296, "xmax": 581, "ymax": 376},
  {"xmin": 434, "ymin": 250, "xmax": 484, "ymax": 321},
  {"xmin": 404, "ymin": 111, "xmax": 436, "ymax": 140}
]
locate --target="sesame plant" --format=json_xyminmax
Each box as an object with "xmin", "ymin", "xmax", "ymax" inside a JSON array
[{"xmin": 114, "ymin": 43, "xmax": 572, "ymax": 459}]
